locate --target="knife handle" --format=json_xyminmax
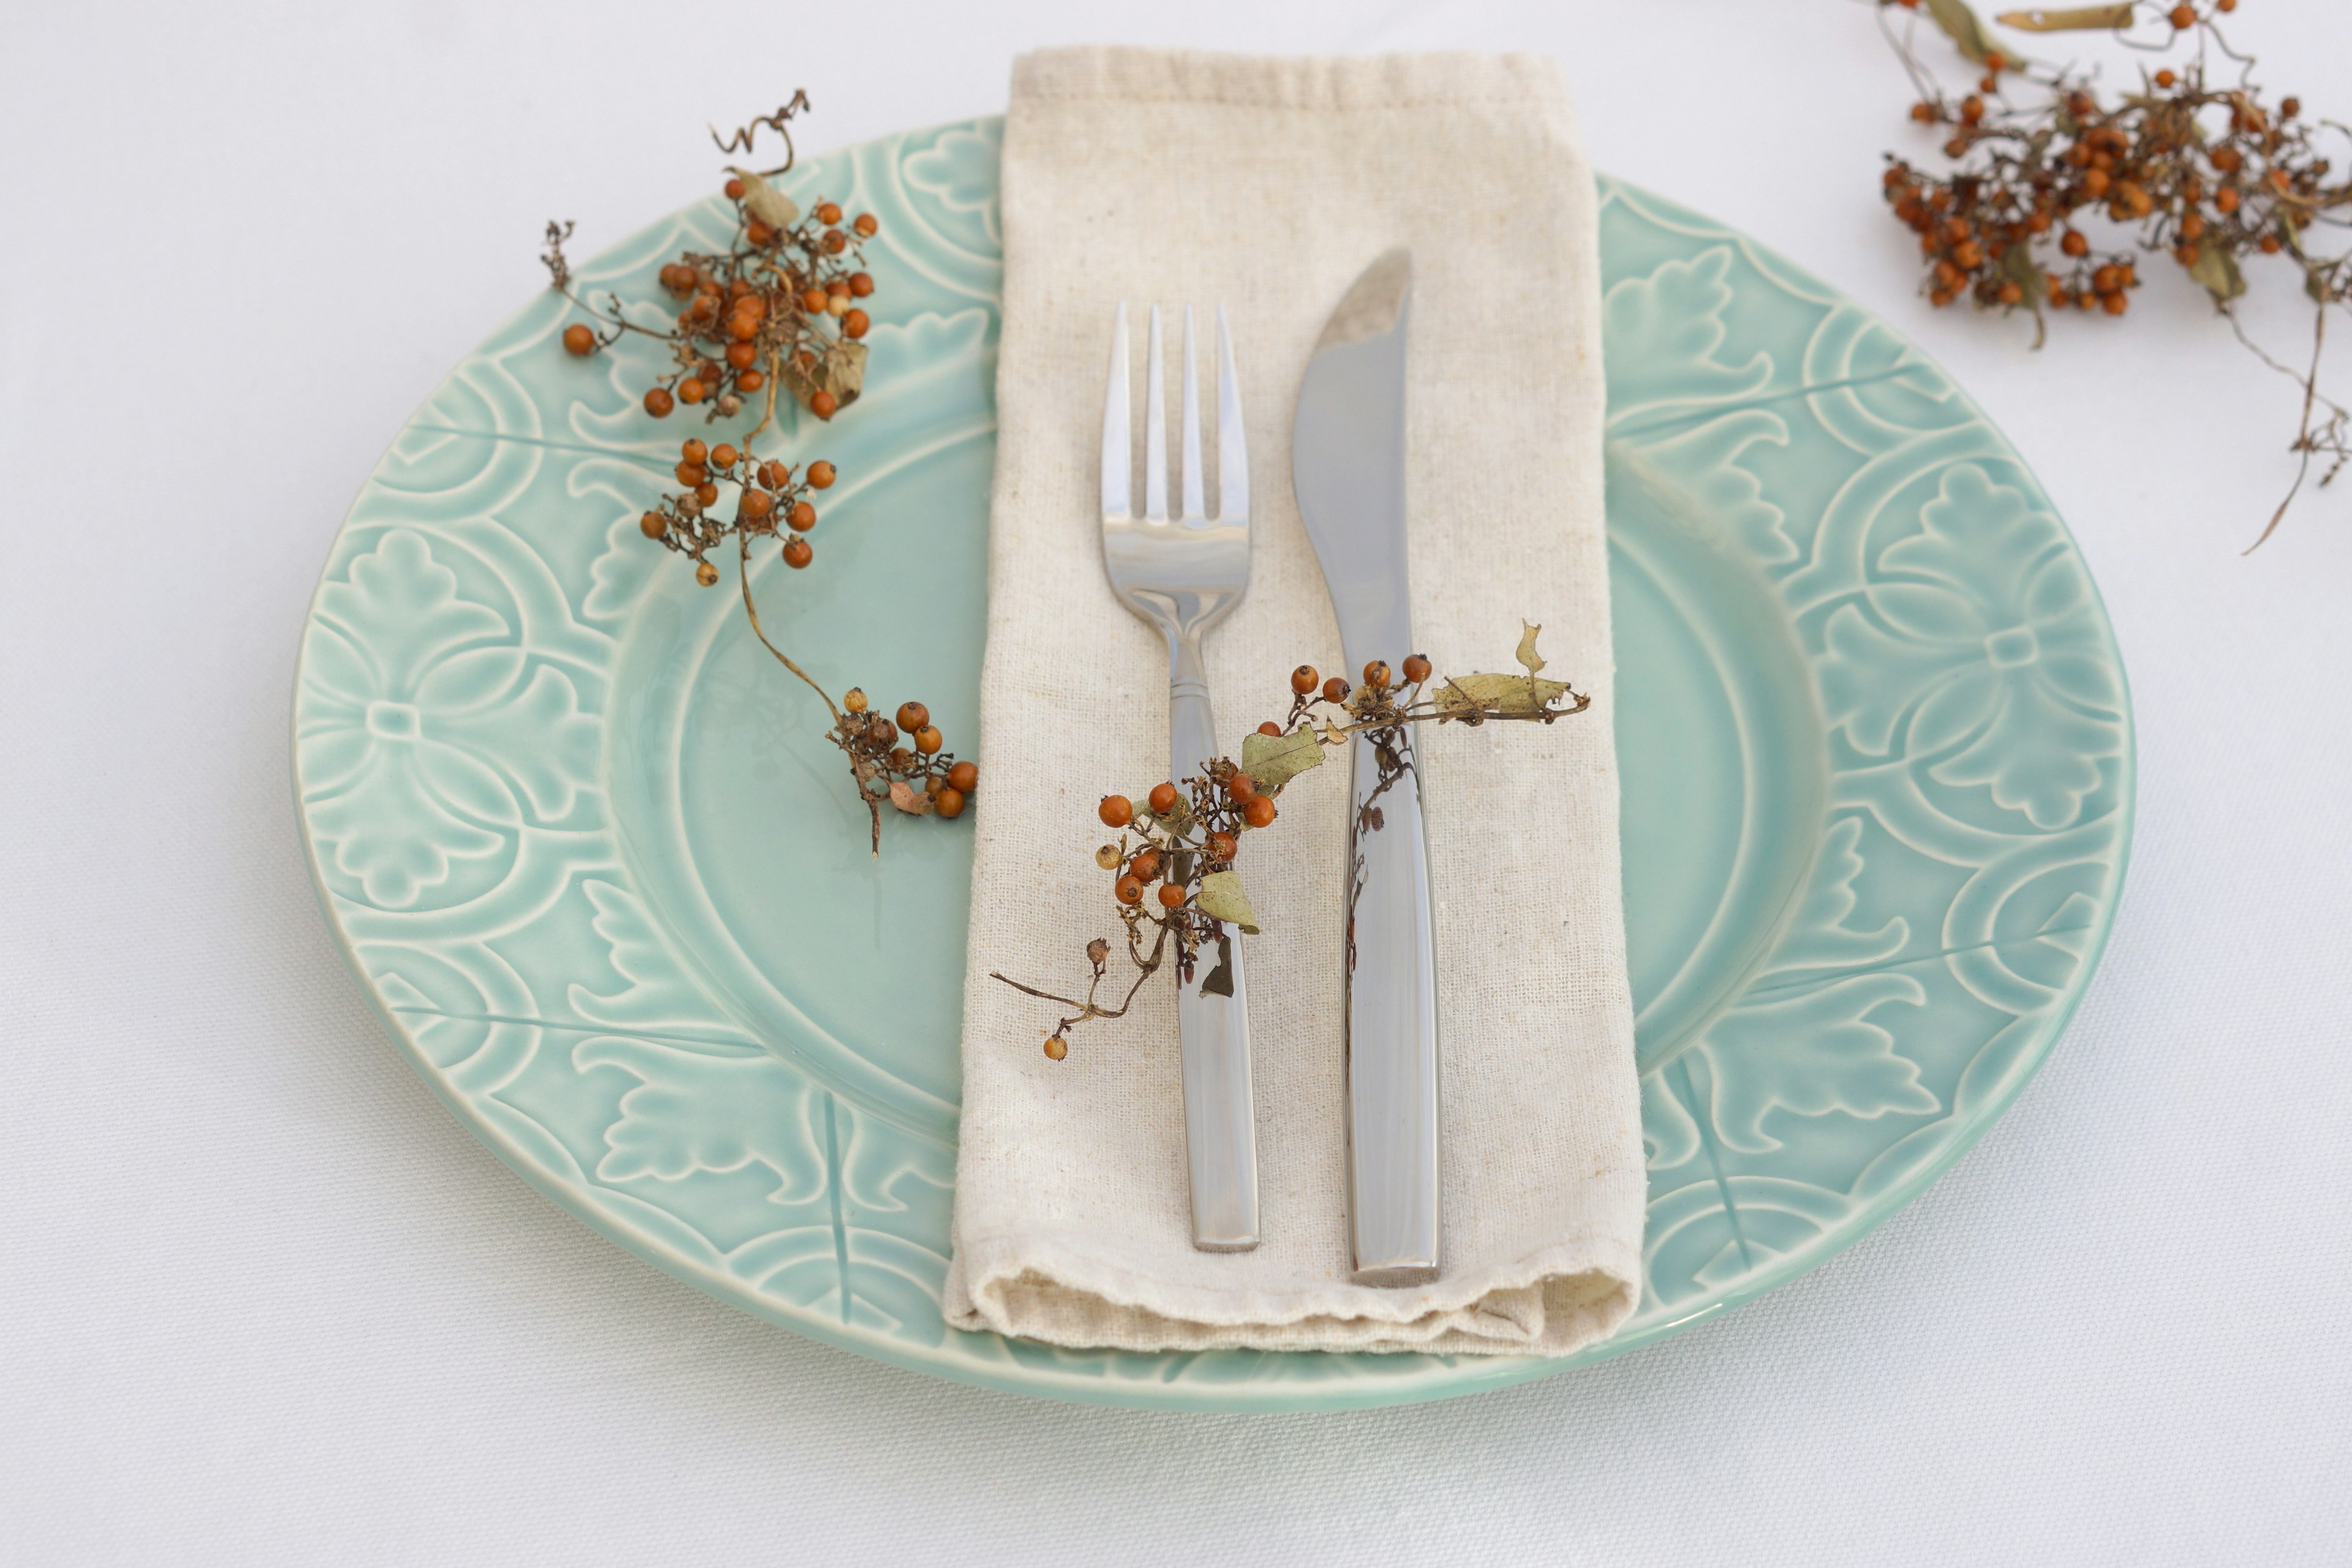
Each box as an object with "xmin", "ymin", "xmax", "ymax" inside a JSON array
[
  {"xmin": 1170, "ymin": 639, "xmax": 1260, "ymax": 1251},
  {"xmin": 1342, "ymin": 729, "xmax": 1441, "ymax": 1286}
]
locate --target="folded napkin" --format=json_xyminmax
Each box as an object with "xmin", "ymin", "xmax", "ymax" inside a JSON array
[{"xmin": 944, "ymin": 48, "xmax": 1644, "ymax": 1355}]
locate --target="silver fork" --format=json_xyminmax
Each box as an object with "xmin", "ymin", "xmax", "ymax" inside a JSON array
[{"xmin": 1101, "ymin": 302, "xmax": 1259, "ymax": 1252}]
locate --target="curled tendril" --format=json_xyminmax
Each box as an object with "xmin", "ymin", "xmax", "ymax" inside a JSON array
[{"xmin": 710, "ymin": 90, "xmax": 812, "ymax": 176}]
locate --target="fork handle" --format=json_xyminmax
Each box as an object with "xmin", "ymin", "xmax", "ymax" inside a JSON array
[{"xmin": 1169, "ymin": 635, "xmax": 1261, "ymax": 1251}]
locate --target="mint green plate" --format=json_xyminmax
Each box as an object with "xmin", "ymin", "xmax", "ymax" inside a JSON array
[{"xmin": 293, "ymin": 119, "xmax": 2132, "ymax": 1411}]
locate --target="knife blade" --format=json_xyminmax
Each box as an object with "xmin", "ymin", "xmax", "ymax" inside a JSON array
[{"xmin": 1291, "ymin": 250, "xmax": 1441, "ymax": 1288}]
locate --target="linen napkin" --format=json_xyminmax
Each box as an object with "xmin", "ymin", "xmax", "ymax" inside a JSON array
[{"xmin": 944, "ymin": 48, "xmax": 1644, "ymax": 1355}]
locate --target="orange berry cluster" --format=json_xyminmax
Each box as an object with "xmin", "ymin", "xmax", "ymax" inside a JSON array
[
  {"xmin": 836, "ymin": 690, "xmax": 976, "ymax": 821},
  {"xmin": 627, "ymin": 189, "xmax": 878, "ymax": 424},
  {"xmin": 1882, "ymin": 2, "xmax": 2336, "ymax": 323},
  {"xmin": 638, "ymin": 437, "xmax": 838, "ymax": 582}
]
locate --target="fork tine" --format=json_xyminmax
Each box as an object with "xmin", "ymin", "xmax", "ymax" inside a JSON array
[
  {"xmin": 1144, "ymin": 304, "xmax": 1169, "ymax": 524},
  {"xmin": 1102, "ymin": 302, "xmax": 1131, "ymax": 521},
  {"xmin": 1216, "ymin": 304, "xmax": 1248, "ymax": 524},
  {"xmin": 1180, "ymin": 306, "xmax": 1204, "ymax": 522}
]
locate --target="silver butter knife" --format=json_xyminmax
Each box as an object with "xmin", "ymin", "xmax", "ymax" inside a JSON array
[{"xmin": 1291, "ymin": 251, "xmax": 1439, "ymax": 1287}]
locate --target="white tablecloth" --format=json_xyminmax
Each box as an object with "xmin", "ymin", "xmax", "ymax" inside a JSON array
[{"xmin": 4, "ymin": 3, "xmax": 2347, "ymax": 1562}]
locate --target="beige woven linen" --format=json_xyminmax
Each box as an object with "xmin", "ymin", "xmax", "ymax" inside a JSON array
[{"xmin": 944, "ymin": 48, "xmax": 1643, "ymax": 1355}]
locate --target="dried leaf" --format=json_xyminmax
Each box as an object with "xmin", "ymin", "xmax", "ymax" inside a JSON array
[
  {"xmin": 780, "ymin": 338, "xmax": 866, "ymax": 416},
  {"xmin": 726, "ymin": 166, "xmax": 800, "ymax": 229},
  {"xmin": 2189, "ymin": 239, "xmax": 2247, "ymax": 304},
  {"xmin": 1198, "ymin": 936, "xmax": 1235, "ymax": 997},
  {"xmin": 1240, "ymin": 726, "xmax": 1325, "ymax": 794},
  {"xmin": 1433, "ymin": 671, "xmax": 1574, "ymax": 718},
  {"xmin": 1994, "ymin": 4, "xmax": 2132, "ymax": 29},
  {"xmin": 1194, "ymin": 870, "xmax": 1261, "ymax": 935},
  {"xmin": 1514, "ymin": 621, "xmax": 1547, "ymax": 677},
  {"xmin": 1923, "ymin": 0, "xmax": 1996, "ymax": 62},
  {"xmin": 2000, "ymin": 243, "xmax": 2045, "ymax": 296},
  {"xmin": 888, "ymin": 778, "xmax": 933, "ymax": 816}
]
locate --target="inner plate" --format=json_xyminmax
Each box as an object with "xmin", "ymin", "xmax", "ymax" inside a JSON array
[{"xmin": 293, "ymin": 119, "xmax": 2132, "ymax": 1412}]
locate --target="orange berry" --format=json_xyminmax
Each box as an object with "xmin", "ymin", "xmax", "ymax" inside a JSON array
[
  {"xmin": 788, "ymin": 500, "xmax": 816, "ymax": 530},
  {"xmin": 727, "ymin": 341, "xmax": 758, "ymax": 369},
  {"xmin": 745, "ymin": 221, "xmax": 774, "ymax": 247},
  {"xmin": 1115, "ymin": 875, "xmax": 1145, "ymax": 906},
  {"xmin": 1242, "ymin": 796, "xmax": 1276, "ymax": 829},
  {"xmin": 2168, "ymin": 2, "xmax": 2194, "ymax": 25},
  {"xmin": 1157, "ymin": 882, "xmax": 1187, "ymax": 910},
  {"xmin": 738, "ymin": 489, "xmax": 773, "ymax": 520},
  {"xmin": 915, "ymin": 725, "xmax": 943, "ymax": 755},
  {"xmin": 679, "ymin": 377, "xmax": 707, "ymax": 404},
  {"xmin": 681, "ymin": 438, "xmax": 707, "ymax": 463},
  {"xmin": 1226, "ymin": 772, "xmax": 1257, "ymax": 804},
  {"xmin": 807, "ymin": 460, "xmax": 837, "ymax": 488},
  {"xmin": 724, "ymin": 176, "xmax": 745, "ymax": 199},
  {"xmin": 1206, "ymin": 831, "xmax": 1237, "ymax": 862},
  {"xmin": 562, "ymin": 323, "xmax": 596, "ymax": 355},
  {"xmin": 710, "ymin": 443, "xmax": 737, "ymax": 467},
  {"xmin": 1401, "ymin": 654, "xmax": 1431, "ymax": 683},
  {"xmin": 947, "ymin": 760, "xmax": 978, "ymax": 793},
  {"xmin": 850, "ymin": 271, "xmax": 875, "ymax": 297},
  {"xmin": 1290, "ymin": 663, "xmax": 1319, "ymax": 695},
  {"xmin": 783, "ymin": 537, "xmax": 813, "ymax": 569},
  {"xmin": 842, "ymin": 309, "xmax": 870, "ymax": 339},
  {"xmin": 2061, "ymin": 230, "xmax": 2090, "ymax": 257},
  {"xmin": 675, "ymin": 460, "xmax": 707, "ymax": 486},
  {"xmin": 1148, "ymin": 782, "xmax": 1179, "ymax": 814},
  {"xmin": 811, "ymin": 391, "xmax": 839, "ymax": 418},
  {"xmin": 1322, "ymin": 677, "xmax": 1349, "ymax": 704},
  {"xmin": 2155, "ymin": 69, "xmax": 2177, "ymax": 88},
  {"xmin": 1257, "ymin": 721, "xmax": 1283, "ymax": 737},
  {"xmin": 1129, "ymin": 848, "xmax": 1163, "ymax": 883},
  {"xmin": 643, "ymin": 386, "xmax": 675, "ymax": 418},
  {"xmin": 2103, "ymin": 291, "xmax": 2129, "ymax": 315},
  {"xmin": 1361, "ymin": 660, "xmax": 1390, "ymax": 688},
  {"xmin": 1099, "ymin": 795, "xmax": 1134, "ymax": 829},
  {"xmin": 935, "ymin": 786, "xmax": 966, "ymax": 818},
  {"xmin": 853, "ymin": 213, "xmax": 878, "ymax": 237},
  {"xmin": 897, "ymin": 702, "xmax": 930, "ymax": 733},
  {"xmin": 695, "ymin": 560, "xmax": 719, "ymax": 587},
  {"xmin": 639, "ymin": 511, "xmax": 666, "ymax": 540},
  {"xmin": 737, "ymin": 369, "xmax": 766, "ymax": 392},
  {"xmin": 816, "ymin": 202, "xmax": 842, "ymax": 225}
]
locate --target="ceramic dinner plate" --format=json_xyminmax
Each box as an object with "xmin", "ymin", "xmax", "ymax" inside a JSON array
[{"xmin": 293, "ymin": 119, "xmax": 2132, "ymax": 1411}]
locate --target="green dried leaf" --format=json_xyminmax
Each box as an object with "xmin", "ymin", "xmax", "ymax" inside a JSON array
[
  {"xmin": 780, "ymin": 339, "xmax": 866, "ymax": 416},
  {"xmin": 1194, "ymin": 870, "xmax": 1261, "ymax": 935},
  {"xmin": 1240, "ymin": 727, "xmax": 1325, "ymax": 794},
  {"xmin": 2189, "ymin": 240, "xmax": 2247, "ymax": 304},
  {"xmin": 1433, "ymin": 671, "xmax": 1574, "ymax": 718},
  {"xmin": 726, "ymin": 166, "xmax": 800, "ymax": 230},
  {"xmin": 1514, "ymin": 621, "xmax": 1547, "ymax": 677},
  {"xmin": 2001, "ymin": 243, "xmax": 2045, "ymax": 295},
  {"xmin": 1994, "ymin": 4, "xmax": 2132, "ymax": 29},
  {"xmin": 1198, "ymin": 935, "xmax": 1235, "ymax": 997},
  {"xmin": 1924, "ymin": 0, "xmax": 1996, "ymax": 62}
]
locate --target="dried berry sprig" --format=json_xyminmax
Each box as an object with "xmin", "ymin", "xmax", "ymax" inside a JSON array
[
  {"xmin": 545, "ymin": 93, "xmax": 880, "ymax": 435},
  {"xmin": 546, "ymin": 94, "xmax": 971, "ymax": 854},
  {"xmin": 1873, "ymin": 0, "xmax": 2352, "ymax": 545},
  {"xmin": 995, "ymin": 626, "xmax": 1588, "ymax": 1060}
]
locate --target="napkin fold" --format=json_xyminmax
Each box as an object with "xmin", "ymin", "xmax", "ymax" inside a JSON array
[{"xmin": 944, "ymin": 47, "xmax": 1644, "ymax": 1355}]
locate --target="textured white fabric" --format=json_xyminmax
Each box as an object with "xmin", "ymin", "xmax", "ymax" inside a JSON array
[
  {"xmin": 6, "ymin": 2, "xmax": 2352, "ymax": 1564},
  {"xmin": 945, "ymin": 47, "xmax": 1643, "ymax": 1354}
]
